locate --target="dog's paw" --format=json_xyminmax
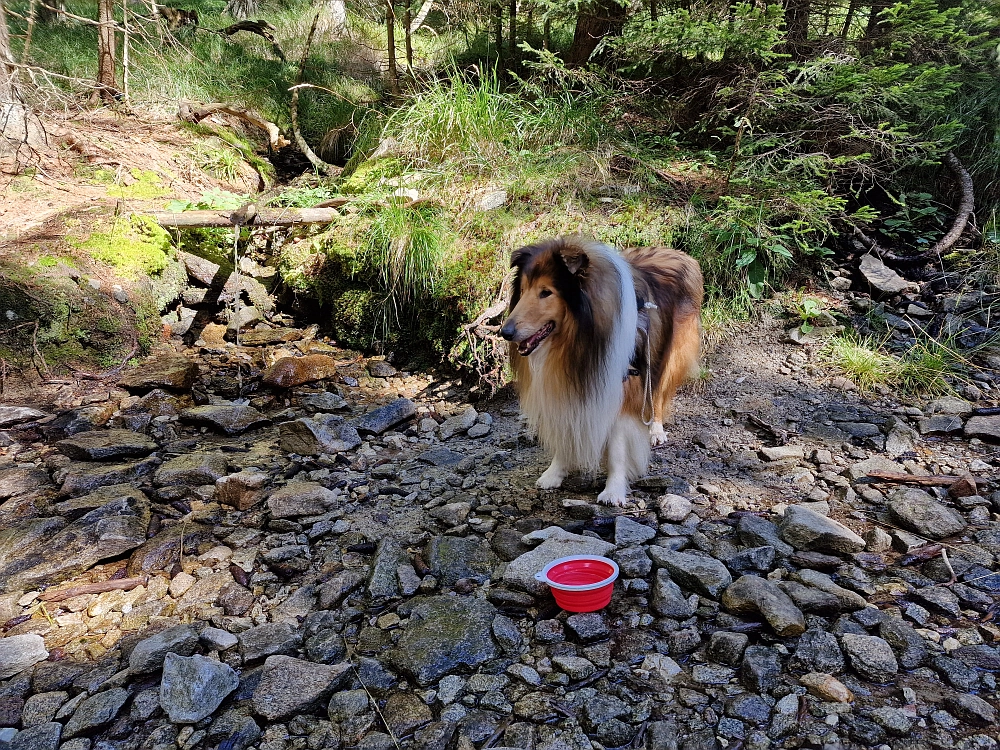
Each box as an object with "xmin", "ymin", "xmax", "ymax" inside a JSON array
[
  {"xmin": 649, "ymin": 424, "xmax": 667, "ymax": 447},
  {"xmin": 597, "ymin": 483, "xmax": 629, "ymax": 507},
  {"xmin": 536, "ymin": 467, "xmax": 566, "ymax": 490}
]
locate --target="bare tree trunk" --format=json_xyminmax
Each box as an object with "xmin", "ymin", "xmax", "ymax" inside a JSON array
[
  {"xmin": 840, "ymin": 0, "xmax": 860, "ymax": 39},
  {"xmin": 0, "ymin": 2, "xmax": 46, "ymax": 155},
  {"xmin": 493, "ymin": 2, "xmax": 504, "ymax": 74},
  {"xmin": 408, "ymin": 0, "xmax": 433, "ymax": 32},
  {"xmin": 650, "ymin": 0, "xmax": 657, "ymax": 21},
  {"xmin": 404, "ymin": 2, "xmax": 413, "ymax": 70},
  {"xmin": 96, "ymin": 0, "xmax": 117, "ymax": 102},
  {"xmin": 543, "ymin": 16, "xmax": 550, "ymax": 49},
  {"xmin": 322, "ymin": 0, "xmax": 349, "ymax": 36},
  {"xmin": 782, "ymin": 0, "xmax": 810, "ymax": 60},
  {"xmin": 385, "ymin": 0, "xmax": 400, "ymax": 96},
  {"xmin": 22, "ymin": 0, "xmax": 38, "ymax": 63},
  {"xmin": 859, "ymin": 0, "xmax": 890, "ymax": 53},
  {"xmin": 508, "ymin": 0, "xmax": 516, "ymax": 59},
  {"xmin": 565, "ymin": 0, "xmax": 627, "ymax": 67}
]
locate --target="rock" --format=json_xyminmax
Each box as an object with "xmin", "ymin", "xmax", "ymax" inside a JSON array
[
  {"xmin": 279, "ymin": 415, "xmax": 362, "ymax": 455},
  {"xmin": 503, "ymin": 527, "xmax": 615, "ymax": 595},
  {"xmin": 740, "ymin": 646, "xmax": 781, "ymax": 692},
  {"xmin": 879, "ymin": 617, "xmax": 928, "ymax": 669},
  {"xmin": 127, "ymin": 523, "xmax": 212, "ymax": 576},
  {"xmin": 0, "ymin": 407, "xmax": 46, "ymax": 427},
  {"xmin": 0, "ymin": 635, "xmax": 48, "ymax": 680},
  {"xmin": 647, "ymin": 547, "xmax": 732, "ymax": 598},
  {"xmin": 368, "ymin": 539, "xmax": 409, "ymax": 599},
  {"xmin": 789, "ymin": 628, "xmax": 844, "ymax": 673},
  {"xmin": 250, "ymin": 656, "xmax": 350, "ymax": 721},
  {"xmin": 918, "ymin": 415, "xmax": 964, "ymax": 434},
  {"xmin": 912, "ymin": 585, "xmax": 961, "ymax": 616},
  {"xmin": 216, "ymin": 469, "xmax": 269, "ymax": 511},
  {"xmin": 478, "ymin": 190, "xmax": 507, "ymax": 211},
  {"xmin": 965, "ymin": 415, "xmax": 1000, "ymax": 440},
  {"xmin": 318, "ymin": 570, "xmax": 365, "ymax": 609},
  {"xmin": 759, "ymin": 445, "xmax": 804, "ymax": 462},
  {"xmin": 155, "ymin": 452, "xmax": 228, "ymax": 486},
  {"xmin": 383, "ymin": 693, "xmax": 432, "ymax": 737},
  {"xmin": 778, "ymin": 505, "xmax": 865, "ymax": 553},
  {"xmin": 799, "ymin": 673, "xmax": 853, "ymax": 703},
  {"xmin": 610, "ymin": 546, "xmax": 652, "ymax": 578},
  {"xmin": 871, "ymin": 707, "xmax": 914, "ymax": 735},
  {"xmin": 351, "ymin": 398, "xmax": 417, "ymax": 436},
  {"xmin": 179, "ymin": 405, "xmax": 270, "ymax": 435},
  {"xmin": 651, "ymin": 569, "xmax": 695, "ymax": 618},
  {"xmin": 160, "ymin": 653, "xmax": 239, "ymax": 723},
  {"xmin": 721, "ymin": 575, "xmax": 806, "ymax": 636},
  {"xmin": 55, "ymin": 430, "xmax": 157, "ymax": 461},
  {"xmin": 467, "ymin": 423, "xmax": 491, "ymax": 438},
  {"xmin": 60, "ymin": 456, "xmax": 158, "ymax": 496},
  {"xmin": 859, "ymin": 253, "xmax": 909, "ymax": 294},
  {"xmin": 387, "ymin": 596, "xmax": 498, "ymax": 686},
  {"xmin": 707, "ymin": 632, "xmax": 748, "ymax": 666},
  {"xmin": 738, "ymin": 515, "xmax": 794, "ymax": 557},
  {"xmin": 791, "ymin": 569, "xmax": 868, "ymax": 610},
  {"xmin": 657, "ymin": 494, "xmax": 692, "ymax": 522},
  {"xmin": 21, "ymin": 692, "xmax": 67, "ymax": 727},
  {"xmin": 237, "ymin": 327, "xmax": 303, "ymax": 346},
  {"xmin": 614, "ymin": 516, "xmax": 656, "ymax": 545},
  {"xmin": 863, "ymin": 527, "xmax": 893, "ymax": 553},
  {"xmin": 62, "ymin": 689, "xmax": 128, "ymax": 739},
  {"xmin": 238, "ymin": 622, "xmax": 301, "ymax": 662},
  {"xmin": 9, "ymin": 723, "xmax": 61, "ymax": 750},
  {"xmin": 417, "ymin": 448, "xmax": 466, "ymax": 467},
  {"xmin": 565, "ymin": 613, "xmax": 609, "ymax": 641},
  {"xmin": 268, "ymin": 482, "xmax": 339, "ymax": 518},
  {"xmin": 262, "ymin": 355, "xmax": 339, "ymax": 388},
  {"xmin": 944, "ymin": 693, "xmax": 997, "ymax": 726},
  {"xmin": 888, "ymin": 488, "xmax": 966, "ymax": 539},
  {"xmin": 201, "ymin": 628, "xmax": 238, "ymax": 651},
  {"xmin": 841, "ymin": 634, "xmax": 898, "ymax": 682},
  {"xmin": 426, "ymin": 536, "xmax": 499, "ymax": 587},
  {"xmin": 119, "ymin": 356, "xmax": 198, "ymax": 392},
  {"xmin": 130, "ymin": 624, "xmax": 199, "ymax": 673},
  {"xmin": 438, "ymin": 408, "xmax": 477, "ymax": 440},
  {"xmin": 428, "ymin": 502, "xmax": 470, "ymax": 527}
]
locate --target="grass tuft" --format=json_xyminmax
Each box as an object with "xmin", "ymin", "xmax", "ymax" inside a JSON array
[{"xmin": 823, "ymin": 334, "xmax": 969, "ymax": 395}]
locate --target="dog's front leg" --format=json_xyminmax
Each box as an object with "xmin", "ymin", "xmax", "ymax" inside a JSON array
[
  {"xmin": 598, "ymin": 437, "xmax": 630, "ymax": 507},
  {"xmin": 536, "ymin": 455, "xmax": 568, "ymax": 489}
]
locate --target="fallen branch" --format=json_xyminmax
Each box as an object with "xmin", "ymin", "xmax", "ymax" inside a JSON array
[
  {"xmin": 40, "ymin": 575, "xmax": 148, "ymax": 602},
  {"xmin": 865, "ymin": 470, "xmax": 985, "ymax": 486},
  {"xmin": 922, "ymin": 151, "xmax": 975, "ymax": 259},
  {"xmin": 178, "ymin": 100, "xmax": 289, "ymax": 150},
  {"xmin": 214, "ymin": 20, "xmax": 286, "ymax": 61},
  {"xmin": 148, "ymin": 207, "xmax": 341, "ymax": 227},
  {"xmin": 289, "ymin": 14, "xmax": 338, "ymax": 175}
]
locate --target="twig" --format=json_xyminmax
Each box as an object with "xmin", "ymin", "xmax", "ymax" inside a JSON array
[
  {"xmin": 39, "ymin": 576, "xmax": 149, "ymax": 602},
  {"xmin": 941, "ymin": 547, "xmax": 957, "ymax": 586},
  {"xmin": 865, "ymin": 470, "xmax": 984, "ymax": 487},
  {"xmin": 482, "ymin": 716, "xmax": 512, "ymax": 749},
  {"xmin": 31, "ymin": 322, "xmax": 49, "ymax": 379}
]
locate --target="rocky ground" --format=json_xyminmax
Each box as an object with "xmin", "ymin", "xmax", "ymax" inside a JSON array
[{"xmin": 3, "ymin": 249, "xmax": 1000, "ymax": 750}]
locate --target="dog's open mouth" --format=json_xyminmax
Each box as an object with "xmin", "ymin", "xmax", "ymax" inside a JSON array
[{"xmin": 517, "ymin": 322, "xmax": 554, "ymax": 356}]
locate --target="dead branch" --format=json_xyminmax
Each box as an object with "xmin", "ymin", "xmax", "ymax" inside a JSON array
[
  {"xmin": 865, "ymin": 470, "xmax": 985, "ymax": 486},
  {"xmin": 921, "ymin": 151, "xmax": 975, "ymax": 259},
  {"xmin": 30, "ymin": 321, "xmax": 49, "ymax": 379},
  {"xmin": 178, "ymin": 100, "xmax": 290, "ymax": 150},
  {"xmin": 148, "ymin": 207, "xmax": 341, "ymax": 227},
  {"xmin": 289, "ymin": 13, "xmax": 338, "ymax": 175},
  {"xmin": 40, "ymin": 576, "xmax": 148, "ymax": 602},
  {"xmin": 214, "ymin": 20, "xmax": 286, "ymax": 61},
  {"xmin": 409, "ymin": 0, "xmax": 434, "ymax": 31},
  {"xmin": 850, "ymin": 225, "xmax": 912, "ymax": 265}
]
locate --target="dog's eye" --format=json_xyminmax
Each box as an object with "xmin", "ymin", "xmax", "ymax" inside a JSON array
[{"xmin": 539, "ymin": 289, "xmax": 552, "ymax": 299}]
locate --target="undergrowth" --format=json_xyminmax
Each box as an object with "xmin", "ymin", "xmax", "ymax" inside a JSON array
[{"xmin": 823, "ymin": 334, "xmax": 970, "ymax": 395}]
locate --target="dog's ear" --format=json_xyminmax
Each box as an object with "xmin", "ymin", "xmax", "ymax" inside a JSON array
[
  {"xmin": 559, "ymin": 248, "xmax": 589, "ymax": 276},
  {"xmin": 510, "ymin": 245, "xmax": 534, "ymax": 268}
]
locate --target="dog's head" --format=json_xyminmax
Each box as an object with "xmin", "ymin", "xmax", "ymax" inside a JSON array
[{"xmin": 500, "ymin": 238, "xmax": 591, "ymax": 356}]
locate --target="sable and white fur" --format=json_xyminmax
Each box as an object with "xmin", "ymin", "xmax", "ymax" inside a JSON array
[{"xmin": 500, "ymin": 236, "xmax": 703, "ymax": 505}]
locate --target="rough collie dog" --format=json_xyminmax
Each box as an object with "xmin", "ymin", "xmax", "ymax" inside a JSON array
[{"xmin": 500, "ymin": 236, "xmax": 703, "ymax": 506}]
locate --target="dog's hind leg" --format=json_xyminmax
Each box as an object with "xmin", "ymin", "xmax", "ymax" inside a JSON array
[
  {"xmin": 536, "ymin": 454, "xmax": 569, "ymax": 490},
  {"xmin": 599, "ymin": 416, "xmax": 650, "ymax": 506},
  {"xmin": 649, "ymin": 394, "xmax": 668, "ymax": 447}
]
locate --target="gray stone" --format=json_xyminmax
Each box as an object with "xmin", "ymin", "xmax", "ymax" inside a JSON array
[
  {"xmin": 871, "ymin": 707, "xmax": 914, "ymax": 735},
  {"xmin": 726, "ymin": 694, "xmax": 771, "ymax": 725},
  {"xmin": 777, "ymin": 580, "xmax": 841, "ymax": 614},
  {"xmin": 55, "ymin": 430, "xmax": 157, "ymax": 461},
  {"xmin": 237, "ymin": 622, "xmax": 301, "ymax": 662},
  {"xmin": 179, "ymin": 405, "xmax": 270, "ymax": 435},
  {"xmin": 859, "ymin": 253, "xmax": 909, "ymax": 294},
  {"xmin": 10, "ymin": 723, "xmax": 60, "ymax": 750},
  {"xmin": 21, "ymin": 692, "xmax": 68, "ymax": 728},
  {"xmin": 965, "ymin": 415, "xmax": 1000, "ymax": 440},
  {"xmin": 0, "ymin": 407, "xmax": 46, "ymax": 428},
  {"xmin": 278, "ymin": 416, "xmax": 361, "ymax": 455},
  {"xmin": 614, "ymin": 517, "xmax": 656, "ymax": 546},
  {"xmin": 651, "ymin": 569, "xmax": 695, "ymax": 618},
  {"xmin": 438, "ymin": 408, "xmax": 477, "ymax": 440},
  {"xmin": 268, "ymin": 482, "xmax": 339, "ymax": 518},
  {"xmin": 721, "ymin": 575, "xmax": 806, "ymax": 636},
  {"xmin": 130, "ymin": 624, "xmax": 199, "ymax": 673},
  {"xmin": 918, "ymin": 415, "xmax": 964, "ymax": 435},
  {"xmin": 944, "ymin": 693, "xmax": 997, "ymax": 726},
  {"xmin": 318, "ymin": 570, "xmax": 365, "ymax": 609},
  {"xmin": 251, "ymin": 656, "xmax": 350, "ymax": 721},
  {"xmin": 368, "ymin": 538, "xmax": 409, "ymax": 599},
  {"xmin": 779, "ymin": 505, "xmax": 865, "ymax": 553},
  {"xmin": 610, "ymin": 546, "xmax": 652, "ymax": 578},
  {"xmin": 738, "ymin": 515, "xmax": 793, "ymax": 557},
  {"xmin": 648, "ymin": 547, "xmax": 732, "ymax": 598},
  {"xmin": 707, "ymin": 631, "xmax": 748, "ymax": 666},
  {"xmin": 160, "ymin": 653, "xmax": 239, "ymax": 723},
  {"xmin": 657, "ymin": 494, "xmax": 692, "ymax": 522},
  {"xmin": 0, "ymin": 635, "xmax": 48, "ymax": 680},
  {"xmin": 565, "ymin": 613, "xmax": 608, "ymax": 641},
  {"xmin": 427, "ymin": 536, "xmax": 498, "ymax": 586},
  {"xmin": 416, "ymin": 448, "xmax": 465, "ymax": 467},
  {"xmin": 300, "ymin": 392, "xmax": 348, "ymax": 412},
  {"xmin": 155, "ymin": 452, "xmax": 229, "ymax": 486},
  {"xmin": 387, "ymin": 596, "xmax": 498, "ymax": 686},
  {"xmin": 503, "ymin": 527, "xmax": 615, "ymax": 595},
  {"xmin": 912, "ymin": 585, "xmax": 961, "ymax": 617},
  {"xmin": 888, "ymin": 488, "xmax": 966, "ymax": 539},
  {"xmin": 351, "ymin": 399, "xmax": 416, "ymax": 436},
  {"xmin": 841, "ymin": 634, "xmax": 898, "ymax": 682},
  {"xmin": 63, "ymin": 689, "xmax": 129, "ymax": 739},
  {"xmin": 759, "ymin": 445, "xmax": 804, "ymax": 461},
  {"xmin": 878, "ymin": 617, "xmax": 927, "ymax": 669},
  {"xmin": 791, "ymin": 569, "xmax": 867, "ymax": 610},
  {"xmin": 789, "ymin": 628, "xmax": 844, "ymax": 673},
  {"xmin": 200, "ymin": 628, "xmax": 238, "ymax": 651},
  {"xmin": 428, "ymin": 502, "xmax": 470, "ymax": 527},
  {"xmin": 383, "ymin": 692, "xmax": 432, "ymax": 737},
  {"xmin": 740, "ymin": 646, "xmax": 781, "ymax": 692},
  {"xmin": 60, "ymin": 456, "xmax": 158, "ymax": 496}
]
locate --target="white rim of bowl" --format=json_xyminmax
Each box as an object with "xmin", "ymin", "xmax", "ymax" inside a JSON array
[{"xmin": 533, "ymin": 555, "xmax": 620, "ymax": 591}]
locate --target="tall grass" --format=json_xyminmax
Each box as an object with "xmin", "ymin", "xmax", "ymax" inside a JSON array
[
  {"xmin": 365, "ymin": 204, "xmax": 454, "ymax": 305},
  {"xmin": 824, "ymin": 334, "xmax": 970, "ymax": 395}
]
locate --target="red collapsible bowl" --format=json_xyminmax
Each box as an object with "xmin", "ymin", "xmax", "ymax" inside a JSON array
[{"xmin": 534, "ymin": 555, "xmax": 620, "ymax": 613}]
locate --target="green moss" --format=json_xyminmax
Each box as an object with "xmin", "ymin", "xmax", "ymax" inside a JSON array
[{"xmin": 75, "ymin": 216, "xmax": 173, "ymax": 278}]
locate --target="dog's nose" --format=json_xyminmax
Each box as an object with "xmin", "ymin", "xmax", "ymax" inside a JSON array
[{"xmin": 499, "ymin": 319, "xmax": 516, "ymax": 341}]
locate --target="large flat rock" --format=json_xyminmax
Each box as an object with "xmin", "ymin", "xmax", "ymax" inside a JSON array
[
  {"xmin": 55, "ymin": 430, "xmax": 157, "ymax": 461},
  {"xmin": 179, "ymin": 405, "xmax": 270, "ymax": 435},
  {"xmin": 262, "ymin": 355, "xmax": 338, "ymax": 388},
  {"xmin": 119, "ymin": 356, "xmax": 198, "ymax": 392},
  {"xmin": 503, "ymin": 527, "xmax": 616, "ymax": 595}
]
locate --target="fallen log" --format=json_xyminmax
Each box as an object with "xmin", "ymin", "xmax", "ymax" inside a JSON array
[
  {"xmin": 148, "ymin": 207, "xmax": 341, "ymax": 227},
  {"xmin": 865, "ymin": 470, "xmax": 985, "ymax": 486},
  {"xmin": 178, "ymin": 100, "xmax": 290, "ymax": 150},
  {"xmin": 40, "ymin": 575, "xmax": 148, "ymax": 602}
]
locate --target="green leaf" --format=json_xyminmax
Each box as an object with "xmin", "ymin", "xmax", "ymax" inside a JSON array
[{"xmin": 736, "ymin": 250, "xmax": 757, "ymax": 268}]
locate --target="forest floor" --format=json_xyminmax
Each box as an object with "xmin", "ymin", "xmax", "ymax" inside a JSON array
[{"xmin": 2, "ymin": 113, "xmax": 1000, "ymax": 750}]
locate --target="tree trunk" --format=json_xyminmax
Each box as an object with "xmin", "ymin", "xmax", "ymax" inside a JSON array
[
  {"xmin": 96, "ymin": 0, "xmax": 117, "ymax": 102},
  {"xmin": 650, "ymin": 0, "xmax": 657, "ymax": 22},
  {"xmin": 782, "ymin": 0, "xmax": 810, "ymax": 60},
  {"xmin": 385, "ymin": 0, "xmax": 400, "ymax": 96},
  {"xmin": 859, "ymin": 0, "xmax": 890, "ymax": 53},
  {"xmin": 409, "ymin": 0, "xmax": 433, "ymax": 32},
  {"xmin": 543, "ymin": 16, "xmax": 550, "ymax": 49},
  {"xmin": 322, "ymin": 0, "xmax": 349, "ymax": 36},
  {"xmin": 404, "ymin": 2, "xmax": 413, "ymax": 69},
  {"xmin": 840, "ymin": 0, "xmax": 860, "ymax": 39},
  {"xmin": 508, "ymin": 0, "xmax": 516, "ymax": 59},
  {"xmin": 493, "ymin": 2, "xmax": 504, "ymax": 74},
  {"xmin": 565, "ymin": 0, "xmax": 627, "ymax": 67},
  {"xmin": 0, "ymin": 2, "xmax": 46, "ymax": 154}
]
